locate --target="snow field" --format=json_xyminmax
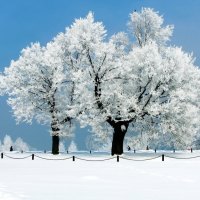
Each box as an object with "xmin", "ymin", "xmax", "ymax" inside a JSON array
[{"xmin": 0, "ymin": 151, "xmax": 200, "ymax": 200}]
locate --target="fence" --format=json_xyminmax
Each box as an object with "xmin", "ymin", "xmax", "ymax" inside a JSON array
[{"xmin": 1, "ymin": 151, "xmax": 200, "ymax": 162}]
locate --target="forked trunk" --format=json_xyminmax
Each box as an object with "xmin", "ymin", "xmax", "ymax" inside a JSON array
[
  {"xmin": 52, "ymin": 135, "xmax": 59, "ymax": 155},
  {"xmin": 111, "ymin": 122, "xmax": 129, "ymax": 156}
]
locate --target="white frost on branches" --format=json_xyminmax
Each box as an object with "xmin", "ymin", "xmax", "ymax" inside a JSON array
[
  {"xmin": 128, "ymin": 8, "xmax": 174, "ymax": 46},
  {"xmin": 59, "ymin": 141, "xmax": 66, "ymax": 152},
  {"xmin": 1, "ymin": 8, "xmax": 200, "ymax": 150},
  {"xmin": 2, "ymin": 41, "xmax": 74, "ymax": 137},
  {"xmin": 2, "ymin": 135, "xmax": 13, "ymax": 151},
  {"xmin": 60, "ymin": 10, "xmax": 200, "ymax": 148},
  {"xmin": 14, "ymin": 137, "xmax": 29, "ymax": 152},
  {"xmin": 0, "ymin": 135, "xmax": 30, "ymax": 152}
]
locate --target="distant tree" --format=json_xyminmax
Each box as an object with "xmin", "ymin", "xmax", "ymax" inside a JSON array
[
  {"xmin": 85, "ymin": 125, "xmax": 112, "ymax": 152},
  {"xmin": 2, "ymin": 135, "xmax": 13, "ymax": 151},
  {"xmin": 14, "ymin": 137, "xmax": 29, "ymax": 152},
  {"xmin": 68, "ymin": 140, "xmax": 78, "ymax": 152},
  {"xmin": 193, "ymin": 132, "xmax": 200, "ymax": 149},
  {"xmin": 59, "ymin": 140, "xmax": 66, "ymax": 153},
  {"xmin": 0, "ymin": 140, "xmax": 2, "ymax": 151},
  {"xmin": 0, "ymin": 135, "xmax": 30, "ymax": 152}
]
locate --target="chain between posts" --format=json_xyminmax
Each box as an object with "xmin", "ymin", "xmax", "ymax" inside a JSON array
[
  {"xmin": 3, "ymin": 154, "xmax": 32, "ymax": 159},
  {"xmin": 75, "ymin": 156, "xmax": 116, "ymax": 162},
  {"xmin": 34, "ymin": 154, "xmax": 73, "ymax": 160},
  {"xmin": 165, "ymin": 154, "xmax": 200, "ymax": 160},
  {"xmin": 1, "ymin": 152, "xmax": 200, "ymax": 161},
  {"xmin": 119, "ymin": 155, "xmax": 162, "ymax": 161}
]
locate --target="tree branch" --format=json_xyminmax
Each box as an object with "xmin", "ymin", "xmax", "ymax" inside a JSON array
[{"xmin": 138, "ymin": 76, "xmax": 152, "ymax": 103}]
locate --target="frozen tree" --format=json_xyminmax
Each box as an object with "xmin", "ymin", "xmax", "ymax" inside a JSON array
[
  {"xmin": 14, "ymin": 137, "xmax": 29, "ymax": 152},
  {"xmin": 128, "ymin": 8, "xmax": 174, "ymax": 47},
  {"xmin": 2, "ymin": 41, "xmax": 74, "ymax": 154},
  {"xmin": 59, "ymin": 140, "xmax": 66, "ymax": 153},
  {"xmin": 85, "ymin": 134, "xmax": 106, "ymax": 151},
  {"xmin": 68, "ymin": 140, "xmax": 78, "ymax": 152},
  {"xmin": 86, "ymin": 124, "xmax": 112, "ymax": 151},
  {"xmin": 0, "ymin": 140, "xmax": 2, "ymax": 151},
  {"xmin": 0, "ymin": 135, "xmax": 30, "ymax": 152},
  {"xmin": 58, "ymin": 11, "xmax": 200, "ymax": 155},
  {"xmin": 2, "ymin": 135, "xmax": 13, "ymax": 151},
  {"xmin": 1, "ymin": 8, "xmax": 200, "ymax": 156},
  {"xmin": 86, "ymin": 135, "xmax": 111, "ymax": 152}
]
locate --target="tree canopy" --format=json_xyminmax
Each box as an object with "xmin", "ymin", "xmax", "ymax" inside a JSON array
[{"xmin": 1, "ymin": 8, "xmax": 200, "ymax": 154}]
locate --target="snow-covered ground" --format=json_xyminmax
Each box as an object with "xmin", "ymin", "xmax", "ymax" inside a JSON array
[{"xmin": 0, "ymin": 150, "xmax": 200, "ymax": 200}]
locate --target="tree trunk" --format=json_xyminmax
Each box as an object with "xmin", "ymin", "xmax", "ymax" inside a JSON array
[
  {"xmin": 51, "ymin": 119, "xmax": 60, "ymax": 155},
  {"xmin": 52, "ymin": 135, "xmax": 59, "ymax": 155},
  {"xmin": 49, "ymin": 91, "xmax": 61, "ymax": 155},
  {"xmin": 111, "ymin": 122, "xmax": 129, "ymax": 156}
]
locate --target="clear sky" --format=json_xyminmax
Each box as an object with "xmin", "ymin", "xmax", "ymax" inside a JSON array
[{"xmin": 0, "ymin": 0, "xmax": 200, "ymax": 150}]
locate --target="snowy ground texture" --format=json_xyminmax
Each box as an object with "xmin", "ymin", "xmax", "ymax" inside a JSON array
[{"xmin": 0, "ymin": 150, "xmax": 200, "ymax": 200}]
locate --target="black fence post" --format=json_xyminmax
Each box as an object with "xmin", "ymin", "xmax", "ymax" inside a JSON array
[
  {"xmin": 134, "ymin": 149, "xmax": 136, "ymax": 153},
  {"xmin": 67, "ymin": 150, "xmax": 68, "ymax": 154},
  {"xmin": 155, "ymin": 149, "xmax": 157, "ymax": 153},
  {"xmin": 32, "ymin": 154, "xmax": 34, "ymax": 160},
  {"xmin": 73, "ymin": 156, "xmax": 75, "ymax": 161},
  {"xmin": 1, "ymin": 153, "xmax": 3, "ymax": 159},
  {"xmin": 117, "ymin": 155, "xmax": 119, "ymax": 162},
  {"xmin": 191, "ymin": 148, "xmax": 193, "ymax": 153},
  {"xmin": 90, "ymin": 150, "xmax": 91, "ymax": 154},
  {"xmin": 162, "ymin": 154, "xmax": 164, "ymax": 161}
]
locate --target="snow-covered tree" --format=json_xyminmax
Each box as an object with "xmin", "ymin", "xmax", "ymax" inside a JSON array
[
  {"xmin": 0, "ymin": 135, "xmax": 30, "ymax": 152},
  {"xmin": 128, "ymin": 8, "xmax": 174, "ymax": 47},
  {"xmin": 14, "ymin": 137, "xmax": 29, "ymax": 152},
  {"xmin": 68, "ymin": 140, "xmax": 78, "ymax": 152},
  {"xmin": 59, "ymin": 140, "xmax": 66, "ymax": 153},
  {"xmin": 86, "ymin": 134, "xmax": 112, "ymax": 152},
  {"xmin": 2, "ymin": 135, "xmax": 13, "ymax": 151},
  {"xmin": 0, "ymin": 140, "xmax": 2, "ymax": 151},
  {"xmin": 1, "ymin": 8, "xmax": 200, "ymax": 156},
  {"xmin": 58, "ymin": 10, "xmax": 200, "ymax": 155},
  {"xmin": 2, "ymin": 41, "xmax": 74, "ymax": 154},
  {"xmin": 85, "ymin": 124, "xmax": 112, "ymax": 151}
]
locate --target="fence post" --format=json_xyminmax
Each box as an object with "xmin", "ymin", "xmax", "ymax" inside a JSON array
[
  {"xmin": 90, "ymin": 150, "xmax": 91, "ymax": 154},
  {"xmin": 32, "ymin": 154, "xmax": 34, "ymax": 160},
  {"xmin": 162, "ymin": 154, "xmax": 164, "ymax": 161},
  {"xmin": 1, "ymin": 153, "xmax": 3, "ymax": 159},
  {"xmin": 73, "ymin": 156, "xmax": 75, "ymax": 161},
  {"xmin": 155, "ymin": 149, "xmax": 157, "ymax": 153},
  {"xmin": 134, "ymin": 149, "xmax": 136, "ymax": 153},
  {"xmin": 117, "ymin": 155, "xmax": 119, "ymax": 162},
  {"xmin": 173, "ymin": 149, "xmax": 175, "ymax": 153},
  {"xmin": 191, "ymin": 148, "xmax": 193, "ymax": 153},
  {"xmin": 67, "ymin": 150, "xmax": 68, "ymax": 154}
]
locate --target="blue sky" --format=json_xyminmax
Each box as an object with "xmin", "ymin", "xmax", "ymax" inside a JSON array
[{"xmin": 0, "ymin": 0, "xmax": 200, "ymax": 150}]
